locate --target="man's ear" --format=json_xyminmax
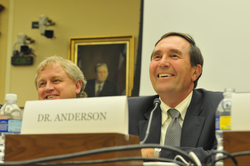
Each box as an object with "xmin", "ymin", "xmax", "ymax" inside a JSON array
[
  {"xmin": 191, "ymin": 64, "xmax": 202, "ymax": 82},
  {"xmin": 75, "ymin": 80, "xmax": 82, "ymax": 94}
]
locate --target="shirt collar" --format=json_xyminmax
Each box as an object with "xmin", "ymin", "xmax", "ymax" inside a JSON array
[
  {"xmin": 95, "ymin": 80, "xmax": 105, "ymax": 86},
  {"xmin": 160, "ymin": 91, "xmax": 193, "ymax": 125}
]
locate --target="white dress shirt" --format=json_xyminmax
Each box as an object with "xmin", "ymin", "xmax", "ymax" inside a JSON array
[{"xmin": 160, "ymin": 91, "xmax": 193, "ymax": 145}]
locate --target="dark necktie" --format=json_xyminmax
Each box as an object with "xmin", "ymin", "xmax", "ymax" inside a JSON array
[
  {"xmin": 96, "ymin": 85, "xmax": 101, "ymax": 96},
  {"xmin": 164, "ymin": 109, "xmax": 181, "ymax": 146}
]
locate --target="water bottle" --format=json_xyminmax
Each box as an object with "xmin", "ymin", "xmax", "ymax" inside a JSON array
[
  {"xmin": 215, "ymin": 88, "xmax": 235, "ymax": 166},
  {"xmin": 0, "ymin": 94, "xmax": 23, "ymax": 162}
]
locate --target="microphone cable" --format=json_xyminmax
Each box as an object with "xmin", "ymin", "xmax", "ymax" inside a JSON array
[
  {"xmin": 208, "ymin": 150, "xmax": 250, "ymax": 166},
  {"xmin": 203, "ymin": 150, "xmax": 237, "ymax": 165},
  {"xmin": 1, "ymin": 144, "xmax": 197, "ymax": 166},
  {"xmin": 36, "ymin": 156, "xmax": 185, "ymax": 166}
]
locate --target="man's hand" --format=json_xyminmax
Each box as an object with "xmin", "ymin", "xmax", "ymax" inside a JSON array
[{"xmin": 141, "ymin": 148, "xmax": 154, "ymax": 158}]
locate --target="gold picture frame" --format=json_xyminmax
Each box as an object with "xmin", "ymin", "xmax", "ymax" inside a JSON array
[{"xmin": 68, "ymin": 35, "xmax": 134, "ymax": 97}]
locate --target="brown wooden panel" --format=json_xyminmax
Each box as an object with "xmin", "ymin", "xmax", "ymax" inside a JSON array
[
  {"xmin": 4, "ymin": 133, "xmax": 143, "ymax": 166},
  {"xmin": 224, "ymin": 131, "xmax": 250, "ymax": 166}
]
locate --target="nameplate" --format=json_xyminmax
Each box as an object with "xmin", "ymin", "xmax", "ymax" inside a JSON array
[
  {"xmin": 231, "ymin": 93, "xmax": 250, "ymax": 131},
  {"xmin": 21, "ymin": 96, "xmax": 128, "ymax": 135}
]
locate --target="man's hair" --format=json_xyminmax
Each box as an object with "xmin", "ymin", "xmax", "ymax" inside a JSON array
[
  {"xmin": 152, "ymin": 32, "xmax": 204, "ymax": 88},
  {"xmin": 34, "ymin": 55, "xmax": 87, "ymax": 98},
  {"xmin": 95, "ymin": 63, "xmax": 108, "ymax": 72}
]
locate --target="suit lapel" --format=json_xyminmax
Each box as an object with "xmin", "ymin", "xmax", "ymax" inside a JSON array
[
  {"xmin": 181, "ymin": 89, "xmax": 205, "ymax": 147},
  {"xmin": 136, "ymin": 91, "xmax": 206, "ymax": 146},
  {"xmin": 138, "ymin": 106, "xmax": 161, "ymax": 143}
]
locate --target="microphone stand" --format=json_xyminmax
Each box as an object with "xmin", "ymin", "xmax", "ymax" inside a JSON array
[{"xmin": 140, "ymin": 98, "xmax": 161, "ymax": 144}]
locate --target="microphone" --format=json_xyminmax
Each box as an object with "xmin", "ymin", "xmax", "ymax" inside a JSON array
[{"xmin": 140, "ymin": 98, "xmax": 161, "ymax": 144}]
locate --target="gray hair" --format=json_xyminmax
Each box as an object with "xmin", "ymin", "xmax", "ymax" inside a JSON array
[{"xmin": 34, "ymin": 55, "xmax": 87, "ymax": 98}]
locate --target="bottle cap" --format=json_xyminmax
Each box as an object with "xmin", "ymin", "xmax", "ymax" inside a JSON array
[
  {"xmin": 223, "ymin": 88, "xmax": 235, "ymax": 98},
  {"xmin": 5, "ymin": 94, "xmax": 17, "ymax": 101},
  {"xmin": 224, "ymin": 88, "xmax": 235, "ymax": 93}
]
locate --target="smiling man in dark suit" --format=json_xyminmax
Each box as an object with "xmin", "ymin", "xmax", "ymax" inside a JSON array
[
  {"xmin": 85, "ymin": 63, "xmax": 119, "ymax": 97},
  {"xmin": 128, "ymin": 32, "xmax": 223, "ymax": 164}
]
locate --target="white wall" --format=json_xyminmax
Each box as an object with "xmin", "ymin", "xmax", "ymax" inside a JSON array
[{"xmin": 140, "ymin": 0, "xmax": 250, "ymax": 96}]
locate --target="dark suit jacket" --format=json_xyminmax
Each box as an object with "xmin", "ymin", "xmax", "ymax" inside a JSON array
[
  {"xmin": 128, "ymin": 88, "xmax": 223, "ymax": 163},
  {"xmin": 85, "ymin": 79, "xmax": 119, "ymax": 97}
]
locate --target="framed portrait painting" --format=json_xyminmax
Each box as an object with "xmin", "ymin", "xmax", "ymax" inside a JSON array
[{"xmin": 68, "ymin": 35, "xmax": 134, "ymax": 97}]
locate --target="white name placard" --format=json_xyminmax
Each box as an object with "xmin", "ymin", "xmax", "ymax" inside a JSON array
[
  {"xmin": 231, "ymin": 93, "xmax": 250, "ymax": 131},
  {"xmin": 21, "ymin": 96, "xmax": 128, "ymax": 135}
]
